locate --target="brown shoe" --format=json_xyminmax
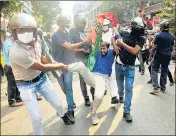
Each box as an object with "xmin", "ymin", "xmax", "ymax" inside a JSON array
[
  {"xmin": 150, "ymin": 89, "xmax": 160, "ymax": 94},
  {"xmin": 16, "ymin": 99, "xmax": 23, "ymax": 103},
  {"xmin": 9, "ymin": 102, "xmax": 23, "ymax": 107},
  {"xmin": 37, "ymin": 98, "xmax": 42, "ymax": 101}
]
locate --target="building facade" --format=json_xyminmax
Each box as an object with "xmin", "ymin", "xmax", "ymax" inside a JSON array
[
  {"xmin": 73, "ymin": 1, "xmax": 102, "ymax": 29},
  {"xmin": 0, "ymin": 1, "xmax": 33, "ymax": 32},
  {"xmin": 142, "ymin": 0, "xmax": 164, "ymax": 30}
]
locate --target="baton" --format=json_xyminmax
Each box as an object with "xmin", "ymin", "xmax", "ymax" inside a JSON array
[{"xmin": 45, "ymin": 53, "xmax": 63, "ymax": 78}]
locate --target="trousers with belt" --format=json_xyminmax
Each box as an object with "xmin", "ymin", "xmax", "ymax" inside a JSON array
[{"xmin": 16, "ymin": 74, "xmax": 65, "ymax": 135}]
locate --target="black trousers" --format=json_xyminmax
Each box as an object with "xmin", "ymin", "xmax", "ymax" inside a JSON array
[
  {"xmin": 4, "ymin": 65, "xmax": 21, "ymax": 105},
  {"xmin": 0, "ymin": 63, "xmax": 4, "ymax": 83},
  {"xmin": 139, "ymin": 49, "xmax": 150, "ymax": 71},
  {"xmin": 148, "ymin": 60, "xmax": 174, "ymax": 83}
]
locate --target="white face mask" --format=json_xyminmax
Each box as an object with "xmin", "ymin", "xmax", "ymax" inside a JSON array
[
  {"xmin": 103, "ymin": 26, "xmax": 109, "ymax": 32},
  {"xmin": 17, "ymin": 32, "xmax": 33, "ymax": 44}
]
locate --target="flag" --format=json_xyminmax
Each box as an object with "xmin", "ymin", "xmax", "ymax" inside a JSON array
[
  {"xmin": 96, "ymin": 12, "xmax": 118, "ymax": 27},
  {"xmin": 87, "ymin": 12, "xmax": 118, "ymax": 71},
  {"xmin": 87, "ymin": 23, "xmax": 103, "ymax": 71}
]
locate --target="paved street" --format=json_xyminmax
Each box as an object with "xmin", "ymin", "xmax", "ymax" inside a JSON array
[{"xmin": 1, "ymin": 63, "xmax": 175, "ymax": 135}]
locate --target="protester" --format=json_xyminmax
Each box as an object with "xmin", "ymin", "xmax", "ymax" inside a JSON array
[
  {"xmin": 115, "ymin": 17, "xmax": 145, "ymax": 122},
  {"xmin": 69, "ymin": 14, "xmax": 92, "ymax": 106},
  {"xmin": 3, "ymin": 32, "xmax": 23, "ymax": 107},
  {"xmin": 150, "ymin": 20, "xmax": 174, "ymax": 94},
  {"xmin": 8, "ymin": 13, "xmax": 77, "ymax": 135}
]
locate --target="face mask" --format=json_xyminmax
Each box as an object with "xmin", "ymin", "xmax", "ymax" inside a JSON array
[
  {"xmin": 103, "ymin": 26, "xmax": 109, "ymax": 32},
  {"xmin": 17, "ymin": 32, "xmax": 33, "ymax": 44}
]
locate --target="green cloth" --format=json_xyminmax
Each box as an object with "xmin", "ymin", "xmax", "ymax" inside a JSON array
[{"xmin": 87, "ymin": 24, "xmax": 103, "ymax": 71}]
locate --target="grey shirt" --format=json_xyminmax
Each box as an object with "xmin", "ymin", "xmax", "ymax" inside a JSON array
[{"xmin": 9, "ymin": 41, "xmax": 41, "ymax": 81}]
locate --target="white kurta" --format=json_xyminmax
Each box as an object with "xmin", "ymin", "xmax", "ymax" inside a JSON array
[{"xmin": 102, "ymin": 28, "xmax": 118, "ymax": 98}]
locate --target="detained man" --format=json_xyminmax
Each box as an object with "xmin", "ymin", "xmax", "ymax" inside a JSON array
[{"xmin": 90, "ymin": 19, "xmax": 119, "ymax": 105}]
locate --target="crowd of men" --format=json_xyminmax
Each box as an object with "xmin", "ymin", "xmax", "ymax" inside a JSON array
[{"xmin": 0, "ymin": 9, "xmax": 175, "ymax": 135}]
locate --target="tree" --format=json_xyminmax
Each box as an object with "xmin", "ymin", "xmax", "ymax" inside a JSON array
[
  {"xmin": 31, "ymin": 1, "xmax": 62, "ymax": 32},
  {"xmin": 157, "ymin": 0, "xmax": 176, "ymax": 36},
  {"xmin": 0, "ymin": 0, "xmax": 24, "ymax": 19},
  {"xmin": 100, "ymin": 1, "xmax": 139, "ymax": 24}
]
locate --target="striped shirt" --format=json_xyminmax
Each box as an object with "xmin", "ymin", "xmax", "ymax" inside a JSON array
[{"xmin": 9, "ymin": 41, "xmax": 42, "ymax": 81}]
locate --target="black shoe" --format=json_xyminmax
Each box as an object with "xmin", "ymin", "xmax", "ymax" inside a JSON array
[
  {"xmin": 84, "ymin": 97, "xmax": 91, "ymax": 107},
  {"xmin": 123, "ymin": 113, "xmax": 133, "ymax": 122},
  {"xmin": 59, "ymin": 113, "xmax": 74, "ymax": 125},
  {"xmin": 111, "ymin": 97, "xmax": 119, "ymax": 104},
  {"xmin": 66, "ymin": 110, "xmax": 75, "ymax": 123},
  {"xmin": 73, "ymin": 103, "xmax": 76, "ymax": 109},
  {"xmin": 161, "ymin": 90, "xmax": 166, "ymax": 93},
  {"xmin": 119, "ymin": 97, "xmax": 124, "ymax": 103},
  {"xmin": 37, "ymin": 98, "xmax": 42, "ymax": 101},
  {"xmin": 147, "ymin": 79, "xmax": 152, "ymax": 84},
  {"xmin": 104, "ymin": 90, "xmax": 107, "ymax": 95}
]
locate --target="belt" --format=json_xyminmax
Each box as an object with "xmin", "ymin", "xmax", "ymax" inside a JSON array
[
  {"xmin": 116, "ymin": 62, "xmax": 133, "ymax": 67},
  {"xmin": 16, "ymin": 72, "xmax": 44, "ymax": 83}
]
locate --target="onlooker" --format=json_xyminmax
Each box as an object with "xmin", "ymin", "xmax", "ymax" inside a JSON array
[
  {"xmin": 146, "ymin": 17, "xmax": 153, "ymax": 30},
  {"xmin": 3, "ymin": 32, "xmax": 23, "ymax": 107}
]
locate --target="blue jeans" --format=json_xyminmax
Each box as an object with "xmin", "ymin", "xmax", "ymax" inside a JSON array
[
  {"xmin": 57, "ymin": 72, "xmax": 74, "ymax": 111},
  {"xmin": 79, "ymin": 74, "xmax": 89, "ymax": 99},
  {"xmin": 151, "ymin": 54, "xmax": 171, "ymax": 91},
  {"xmin": 17, "ymin": 74, "xmax": 65, "ymax": 135},
  {"xmin": 115, "ymin": 63, "xmax": 135, "ymax": 113}
]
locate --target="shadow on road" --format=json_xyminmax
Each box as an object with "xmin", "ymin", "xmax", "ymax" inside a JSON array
[{"xmin": 1, "ymin": 104, "xmax": 21, "ymax": 118}]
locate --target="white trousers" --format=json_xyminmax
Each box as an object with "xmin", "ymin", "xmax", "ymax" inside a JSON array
[
  {"xmin": 67, "ymin": 62, "xmax": 111, "ymax": 114},
  {"xmin": 108, "ymin": 61, "xmax": 118, "ymax": 98}
]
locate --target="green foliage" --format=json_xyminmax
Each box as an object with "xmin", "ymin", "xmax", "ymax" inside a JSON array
[
  {"xmin": 1, "ymin": 0, "xmax": 24, "ymax": 19},
  {"xmin": 31, "ymin": 1, "xmax": 62, "ymax": 32},
  {"xmin": 157, "ymin": 0, "xmax": 176, "ymax": 36},
  {"xmin": 100, "ymin": 1, "xmax": 139, "ymax": 24}
]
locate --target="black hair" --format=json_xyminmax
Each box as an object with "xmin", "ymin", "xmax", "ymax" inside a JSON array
[
  {"xmin": 138, "ymin": 9, "xmax": 142, "ymax": 12},
  {"xmin": 100, "ymin": 41, "xmax": 110, "ymax": 48}
]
